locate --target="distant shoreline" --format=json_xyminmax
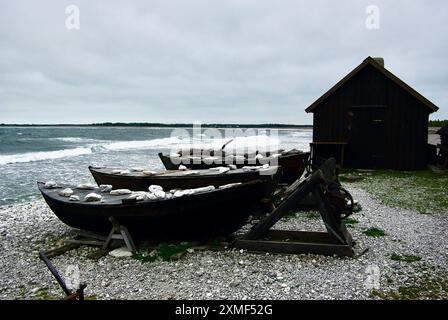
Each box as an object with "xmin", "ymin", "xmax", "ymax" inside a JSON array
[
  {"xmin": 0, "ymin": 123, "xmax": 313, "ymax": 129},
  {"xmin": 1, "ymin": 120, "xmax": 445, "ymax": 128}
]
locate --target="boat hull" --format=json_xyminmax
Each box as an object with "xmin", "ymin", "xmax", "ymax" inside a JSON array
[
  {"xmin": 88, "ymin": 166, "xmax": 281, "ymax": 197},
  {"xmin": 158, "ymin": 152, "xmax": 309, "ymax": 184},
  {"xmin": 38, "ymin": 180, "xmax": 270, "ymax": 242}
]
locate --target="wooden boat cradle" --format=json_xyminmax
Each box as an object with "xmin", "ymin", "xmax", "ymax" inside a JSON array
[{"xmin": 233, "ymin": 158, "xmax": 355, "ymax": 257}]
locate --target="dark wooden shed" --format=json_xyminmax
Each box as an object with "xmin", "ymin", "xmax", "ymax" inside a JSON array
[{"xmin": 305, "ymin": 57, "xmax": 438, "ymax": 170}]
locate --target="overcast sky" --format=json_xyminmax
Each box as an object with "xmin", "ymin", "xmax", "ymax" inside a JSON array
[{"xmin": 0, "ymin": 0, "xmax": 446, "ymax": 124}]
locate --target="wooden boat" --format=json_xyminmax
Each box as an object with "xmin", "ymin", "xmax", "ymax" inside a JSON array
[
  {"xmin": 37, "ymin": 180, "xmax": 272, "ymax": 241},
  {"xmin": 158, "ymin": 150, "xmax": 309, "ymax": 184},
  {"xmin": 88, "ymin": 165, "xmax": 281, "ymax": 197}
]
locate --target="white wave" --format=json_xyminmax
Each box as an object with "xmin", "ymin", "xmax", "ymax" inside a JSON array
[
  {"xmin": 99, "ymin": 136, "xmax": 184, "ymax": 151},
  {"xmin": 51, "ymin": 137, "xmax": 100, "ymax": 143},
  {"xmin": 0, "ymin": 147, "xmax": 92, "ymax": 165}
]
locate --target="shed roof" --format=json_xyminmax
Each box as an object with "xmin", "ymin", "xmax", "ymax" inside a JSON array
[{"xmin": 305, "ymin": 56, "xmax": 439, "ymax": 113}]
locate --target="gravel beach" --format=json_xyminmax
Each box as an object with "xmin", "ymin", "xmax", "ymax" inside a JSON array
[{"xmin": 1, "ymin": 185, "xmax": 447, "ymax": 300}]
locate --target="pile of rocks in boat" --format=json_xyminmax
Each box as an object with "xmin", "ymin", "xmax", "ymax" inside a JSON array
[{"xmin": 42, "ymin": 180, "xmax": 242, "ymax": 203}]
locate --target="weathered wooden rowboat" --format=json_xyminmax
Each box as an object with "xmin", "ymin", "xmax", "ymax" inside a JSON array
[
  {"xmin": 158, "ymin": 150, "xmax": 310, "ymax": 184},
  {"xmin": 88, "ymin": 165, "xmax": 282, "ymax": 197},
  {"xmin": 37, "ymin": 180, "xmax": 272, "ymax": 241}
]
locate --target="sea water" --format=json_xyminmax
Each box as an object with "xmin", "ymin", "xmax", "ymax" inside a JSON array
[{"xmin": 0, "ymin": 126, "xmax": 312, "ymax": 206}]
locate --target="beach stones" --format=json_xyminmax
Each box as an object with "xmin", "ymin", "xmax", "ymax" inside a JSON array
[
  {"xmin": 58, "ymin": 188, "xmax": 74, "ymax": 197},
  {"xmin": 84, "ymin": 193, "xmax": 102, "ymax": 202}
]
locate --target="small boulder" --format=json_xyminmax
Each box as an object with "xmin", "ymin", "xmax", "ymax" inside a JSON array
[{"xmin": 108, "ymin": 247, "xmax": 132, "ymax": 258}]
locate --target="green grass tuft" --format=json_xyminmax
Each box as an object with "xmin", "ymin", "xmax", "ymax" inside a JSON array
[
  {"xmin": 133, "ymin": 242, "xmax": 191, "ymax": 263},
  {"xmin": 353, "ymin": 203, "xmax": 362, "ymax": 213},
  {"xmin": 390, "ymin": 253, "xmax": 422, "ymax": 263},
  {"xmin": 343, "ymin": 217, "xmax": 359, "ymax": 227},
  {"xmin": 363, "ymin": 227, "xmax": 386, "ymax": 237}
]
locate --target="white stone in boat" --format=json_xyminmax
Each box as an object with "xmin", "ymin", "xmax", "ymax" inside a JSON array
[
  {"xmin": 99, "ymin": 184, "xmax": 113, "ymax": 193},
  {"xmin": 44, "ymin": 181, "xmax": 58, "ymax": 189},
  {"xmin": 151, "ymin": 190, "xmax": 166, "ymax": 199},
  {"xmin": 219, "ymin": 183, "xmax": 242, "ymax": 189},
  {"xmin": 178, "ymin": 170, "xmax": 199, "ymax": 175},
  {"xmin": 110, "ymin": 189, "xmax": 132, "ymax": 195},
  {"xmin": 209, "ymin": 167, "xmax": 230, "ymax": 174},
  {"xmin": 148, "ymin": 185, "xmax": 163, "ymax": 192},
  {"xmin": 173, "ymin": 190, "xmax": 185, "ymax": 198},
  {"xmin": 146, "ymin": 193, "xmax": 157, "ymax": 200},
  {"xmin": 58, "ymin": 188, "xmax": 74, "ymax": 197},
  {"xmin": 69, "ymin": 195, "xmax": 80, "ymax": 201},
  {"xmin": 192, "ymin": 186, "xmax": 215, "ymax": 194},
  {"xmin": 84, "ymin": 193, "xmax": 102, "ymax": 202},
  {"xmin": 76, "ymin": 183, "xmax": 97, "ymax": 190},
  {"xmin": 127, "ymin": 191, "xmax": 146, "ymax": 201}
]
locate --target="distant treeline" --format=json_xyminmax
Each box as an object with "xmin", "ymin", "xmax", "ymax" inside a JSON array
[
  {"xmin": 2, "ymin": 120, "xmax": 445, "ymax": 128},
  {"xmin": 429, "ymin": 119, "xmax": 448, "ymax": 127},
  {"xmin": 92, "ymin": 122, "xmax": 313, "ymax": 129},
  {"xmin": 0, "ymin": 122, "xmax": 313, "ymax": 129}
]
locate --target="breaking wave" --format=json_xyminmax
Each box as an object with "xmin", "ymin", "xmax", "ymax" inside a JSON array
[
  {"xmin": 0, "ymin": 136, "xmax": 184, "ymax": 165},
  {"xmin": 0, "ymin": 134, "xmax": 284, "ymax": 165},
  {"xmin": 0, "ymin": 147, "xmax": 92, "ymax": 165}
]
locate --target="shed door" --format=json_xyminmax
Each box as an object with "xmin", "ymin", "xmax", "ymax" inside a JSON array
[{"xmin": 350, "ymin": 106, "xmax": 387, "ymax": 169}]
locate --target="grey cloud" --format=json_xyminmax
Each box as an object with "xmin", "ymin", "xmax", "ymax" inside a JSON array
[{"xmin": 0, "ymin": 0, "xmax": 446, "ymax": 124}]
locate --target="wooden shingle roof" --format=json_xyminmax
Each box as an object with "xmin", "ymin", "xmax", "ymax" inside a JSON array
[{"xmin": 305, "ymin": 56, "xmax": 439, "ymax": 113}]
